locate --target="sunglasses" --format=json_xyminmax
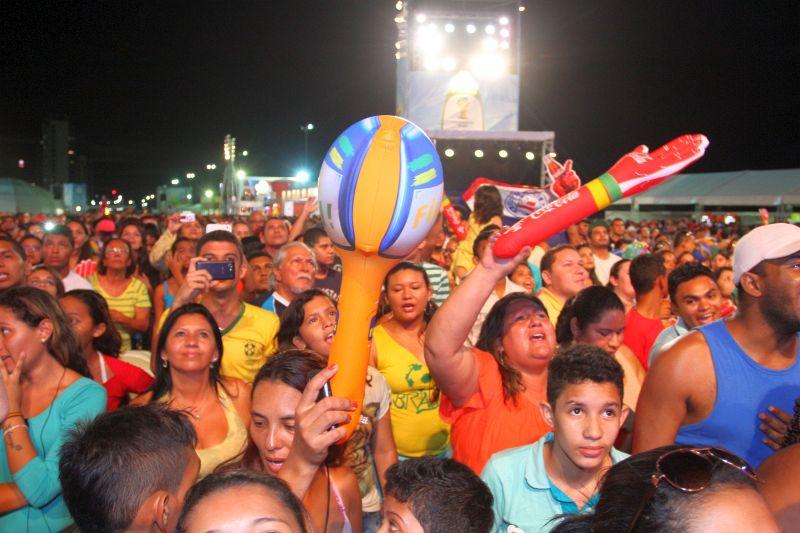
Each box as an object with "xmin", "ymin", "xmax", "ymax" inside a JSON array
[{"xmin": 626, "ymin": 447, "xmax": 759, "ymax": 533}]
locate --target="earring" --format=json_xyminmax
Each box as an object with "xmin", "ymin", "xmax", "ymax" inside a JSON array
[{"xmin": 161, "ymin": 359, "xmax": 168, "ymax": 369}]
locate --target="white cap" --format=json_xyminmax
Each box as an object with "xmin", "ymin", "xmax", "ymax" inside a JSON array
[{"xmin": 733, "ymin": 223, "xmax": 800, "ymax": 284}]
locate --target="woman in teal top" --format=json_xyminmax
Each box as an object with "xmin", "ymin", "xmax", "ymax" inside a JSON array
[{"xmin": 0, "ymin": 287, "xmax": 106, "ymax": 531}]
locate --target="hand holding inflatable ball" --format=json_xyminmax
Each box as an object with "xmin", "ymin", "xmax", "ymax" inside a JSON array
[
  {"xmin": 317, "ymin": 115, "xmax": 444, "ymax": 441},
  {"xmin": 494, "ymin": 134, "xmax": 709, "ymax": 257}
]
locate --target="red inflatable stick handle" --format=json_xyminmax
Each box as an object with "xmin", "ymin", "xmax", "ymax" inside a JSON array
[
  {"xmin": 494, "ymin": 134, "xmax": 709, "ymax": 258},
  {"xmin": 442, "ymin": 197, "xmax": 467, "ymax": 240}
]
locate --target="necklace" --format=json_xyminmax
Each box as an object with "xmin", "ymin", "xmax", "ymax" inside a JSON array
[{"xmin": 171, "ymin": 392, "xmax": 213, "ymax": 420}]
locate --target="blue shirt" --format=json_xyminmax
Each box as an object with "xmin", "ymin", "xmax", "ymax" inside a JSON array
[
  {"xmin": 481, "ymin": 433, "xmax": 629, "ymax": 533},
  {"xmin": 0, "ymin": 377, "xmax": 106, "ymax": 532},
  {"xmin": 676, "ymin": 319, "xmax": 800, "ymax": 467}
]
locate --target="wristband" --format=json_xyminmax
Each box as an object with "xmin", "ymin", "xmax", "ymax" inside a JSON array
[{"xmin": 3, "ymin": 424, "xmax": 27, "ymax": 439}]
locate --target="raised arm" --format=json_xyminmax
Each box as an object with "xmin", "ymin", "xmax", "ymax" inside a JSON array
[{"xmin": 424, "ymin": 236, "xmax": 529, "ymax": 407}]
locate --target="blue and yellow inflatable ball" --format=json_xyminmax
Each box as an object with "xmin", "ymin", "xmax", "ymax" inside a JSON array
[{"xmin": 317, "ymin": 115, "xmax": 444, "ymax": 258}]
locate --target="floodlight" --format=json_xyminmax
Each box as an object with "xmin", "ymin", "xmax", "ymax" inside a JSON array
[
  {"xmin": 485, "ymin": 24, "xmax": 496, "ymax": 35},
  {"xmin": 466, "ymin": 24, "xmax": 476, "ymax": 34},
  {"xmin": 498, "ymin": 149, "xmax": 508, "ymax": 158},
  {"xmin": 525, "ymin": 151, "xmax": 535, "ymax": 160},
  {"xmin": 474, "ymin": 149, "xmax": 484, "ymax": 158},
  {"xmin": 444, "ymin": 23, "xmax": 455, "ymax": 33},
  {"xmin": 444, "ymin": 148, "xmax": 455, "ymax": 157}
]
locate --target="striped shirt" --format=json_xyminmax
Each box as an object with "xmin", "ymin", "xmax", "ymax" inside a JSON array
[
  {"xmin": 88, "ymin": 274, "xmax": 151, "ymax": 353},
  {"xmin": 422, "ymin": 262, "xmax": 450, "ymax": 307}
]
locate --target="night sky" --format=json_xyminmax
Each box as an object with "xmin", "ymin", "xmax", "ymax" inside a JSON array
[{"xmin": 1, "ymin": 1, "xmax": 798, "ymax": 199}]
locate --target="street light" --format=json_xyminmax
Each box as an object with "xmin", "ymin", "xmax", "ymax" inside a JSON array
[{"xmin": 300, "ymin": 123, "xmax": 315, "ymax": 168}]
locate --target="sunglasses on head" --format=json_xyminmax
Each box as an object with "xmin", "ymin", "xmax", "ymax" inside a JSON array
[{"xmin": 626, "ymin": 447, "xmax": 759, "ymax": 533}]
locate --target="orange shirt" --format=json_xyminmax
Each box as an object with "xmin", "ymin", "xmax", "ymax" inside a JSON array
[{"xmin": 440, "ymin": 349, "xmax": 552, "ymax": 475}]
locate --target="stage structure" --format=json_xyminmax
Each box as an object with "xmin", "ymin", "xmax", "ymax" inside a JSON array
[
  {"xmin": 395, "ymin": 1, "xmax": 555, "ymax": 194},
  {"xmin": 428, "ymin": 129, "xmax": 554, "ymax": 195}
]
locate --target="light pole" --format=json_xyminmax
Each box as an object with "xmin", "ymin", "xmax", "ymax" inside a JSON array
[{"xmin": 300, "ymin": 123, "xmax": 314, "ymax": 168}]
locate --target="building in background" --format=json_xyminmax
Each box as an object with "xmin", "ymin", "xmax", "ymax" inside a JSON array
[{"xmin": 41, "ymin": 118, "xmax": 70, "ymax": 190}]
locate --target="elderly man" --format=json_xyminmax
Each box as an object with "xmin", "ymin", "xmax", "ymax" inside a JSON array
[{"xmin": 260, "ymin": 242, "xmax": 316, "ymax": 317}]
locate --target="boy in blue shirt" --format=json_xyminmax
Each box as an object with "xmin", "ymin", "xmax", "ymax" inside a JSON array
[{"xmin": 481, "ymin": 344, "xmax": 630, "ymax": 532}]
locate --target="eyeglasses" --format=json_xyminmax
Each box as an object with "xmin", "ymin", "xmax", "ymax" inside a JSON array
[
  {"xmin": 106, "ymin": 247, "xmax": 130, "ymax": 256},
  {"xmin": 626, "ymin": 447, "xmax": 759, "ymax": 533}
]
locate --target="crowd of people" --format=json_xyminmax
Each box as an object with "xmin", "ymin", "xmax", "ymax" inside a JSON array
[{"xmin": 0, "ymin": 183, "xmax": 797, "ymax": 532}]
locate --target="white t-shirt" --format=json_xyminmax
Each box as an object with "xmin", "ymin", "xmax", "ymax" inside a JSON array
[{"xmin": 593, "ymin": 251, "xmax": 621, "ymax": 285}]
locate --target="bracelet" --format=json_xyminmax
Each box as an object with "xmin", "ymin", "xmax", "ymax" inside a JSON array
[
  {"xmin": 3, "ymin": 424, "xmax": 27, "ymax": 439},
  {"xmin": 5, "ymin": 411, "xmax": 23, "ymax": 421}
]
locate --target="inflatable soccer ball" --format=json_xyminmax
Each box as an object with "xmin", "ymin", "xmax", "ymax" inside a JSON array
[{"xmin": 317, "ymin": 115, "xmax": 444, "ymax": 258}]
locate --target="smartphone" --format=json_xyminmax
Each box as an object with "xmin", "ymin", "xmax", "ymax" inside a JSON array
[
  {"xmin": 316, "ymin": 381, "xmax": 339, "ymax": 431},
  {"xmin": 206, "ymin": 223, "xmax": 233, "ymax": 233},
  {"xmin": 196, "ymin": 260, "xmax": 235, "ymax": 280},
  {"xmin": 180, "ymin": 211, "xmax": 196, "ymax": 223},
  {"xmin": 317, "ymin": 381, "xmax": 333, "ymax": 402}
]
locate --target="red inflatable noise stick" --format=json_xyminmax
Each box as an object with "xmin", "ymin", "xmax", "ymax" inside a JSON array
[
  {"xmin": 442, "ymin": 196, "xmax": 467, "ymax": 240},
  {"xmin": 494, "ymin": 134, "xmax": 709, "ymax": 258}
]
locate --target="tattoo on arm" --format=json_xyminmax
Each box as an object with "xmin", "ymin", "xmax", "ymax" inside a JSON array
[{"xmin": 4, "ymin": 432, "xmax": 22, "ymax": 452}]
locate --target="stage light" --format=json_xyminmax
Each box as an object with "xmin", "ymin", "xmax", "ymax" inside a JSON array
[
  {"xmin": 395, "ymin": 1, "xmax": 403, "ymax": 10},
  {"xmin": 236, "ymin": 170, "xmax": 246, "ymax": 179},
  {"xmin": 171, "ymin": 178, "xmax": 179, "ymax": 185},
  {"xmin": 75, "ymin": 206, "xmax": 81, "ymax": 212},
  {"xmin": 91, "ymin": 200, "xmax": 96, "ymax": 206},
  {"xmin": 186, "ymin": 172, "xmax": 195, "ymax": 179},
  {"xmin": 444, "ymin": 23, "xmax": 455, "ymax": 33},
  {"xmin": 525, "ymin": 151, "xmax": 535, "ymax": 160},
  {"xmin": 295, "ymin": 170, "xmax": 311, "ymax": 183},
  {"xmin": 186, "ymin": 194, "xmax": 192, "ymax": 200},
  {"xmin": 500, "ymin": 28, "xmax": 510, "ymax": 38},
  {"xmin": 519, "ymin": 5, "xmax": 526, "ymax": 12},
  {"xmin": 442, "ymin": 56, "xmax": 457, "ymax": 71},
  {"xmin": 474, "ymin": 149, "xmax": 484, "ymax": 158},
  {"xmin": 44, "ymin": 221, "xmax": 55, "ymax": 231},
  {"xmin": 444, "ymin": 148, "xmax": 455, "ymax": 157},
  {"xmin": 499, "ymin": 16, "xmax": 510, "ymax": 25},
  {"xmin": 416, "ymin": 24, "xmax": 443, "ymax": 54},
  {"xmin": 204, "ymin": 189, "xmax": 213, "ymax": 199},
  {"xmin": 483, "ymin": 37, "xmax": 498, "ymax": 51},
  {"xmin": 485, "ymin": 24, "xmax": 496, "ymax": 35},
  {"xmin": 128, "ymin": 200, "xmax": 133, "ymax": 205},
  {"xmin": 548, "ymin": 152, "xmax": 557, "ymax": 158},
  {"xmin": 416, "ymin": 13, "xmax": 426, "ymax": 23},
  {"xmin": 395, "ymin": 41, "xmax": 402, "ymax": 49},
  {"xmin": 498, "ymin": 149, "xmax": 508, "ymax": 158},
  {"xmin": 242, "ymin": 150, "xmax": 249, "ymax": 156},
  {"xmin": 466, "ymin": 24, "xmax": 476, "ymax": 34}
]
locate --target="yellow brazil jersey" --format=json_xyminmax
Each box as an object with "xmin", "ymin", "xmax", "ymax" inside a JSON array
[{"xmin": 157, "ymin": 302, "xmax": 279, "ymax": 383}]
